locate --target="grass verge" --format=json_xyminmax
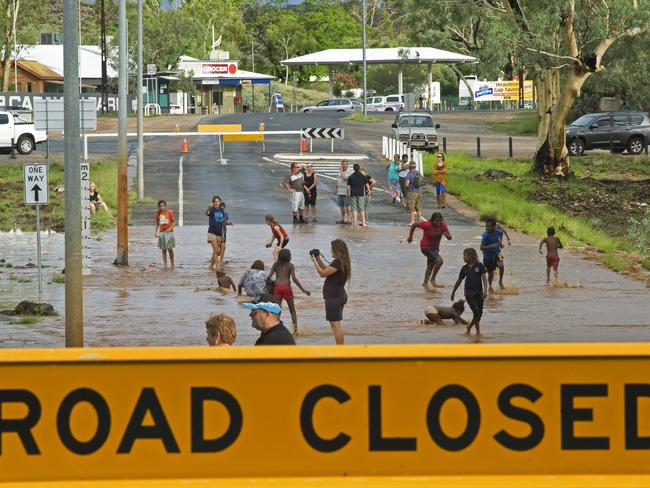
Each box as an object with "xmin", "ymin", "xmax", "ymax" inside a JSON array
[
  {"xmin": 486, "ymin": 111, "xmax": 539, "ymax": 135},
  {"xmin": 51, "ymin": 273, "xmax": 65, "ymax": 284},
  {"xmin": 13, "ymin": 315, "xmax": 40, "ymax": 325},
  {"xmin": 344, "ymin": 113, "xmax": 383, "ymax": 123},
  {"xmin": 0, "ymin": 159, "xmax": 117, "ymax": 232},
  {"xmin": 422, "ymin": 152, "xmax": 648, "ymax": 275}
]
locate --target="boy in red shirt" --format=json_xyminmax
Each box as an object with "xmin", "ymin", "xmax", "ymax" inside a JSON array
[
  {"xmin": 407, "ymin": 212, "xmax": 452, "ymax": 288},
  {"xmin": 154, "ymin": 199, "xmax": 176, "ymax": 270}
]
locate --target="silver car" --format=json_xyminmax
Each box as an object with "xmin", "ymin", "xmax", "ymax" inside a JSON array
[{"xmin": 302, "ymin": 99, "xmax": 357, "ymax": 113}]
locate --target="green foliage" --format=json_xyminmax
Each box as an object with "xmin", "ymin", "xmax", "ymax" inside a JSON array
[
  {"xmin": 628, "ymin": 208, "xmax": 650, "ymax": 256},
  {"xmin": 8, "ymin": 275, "xmax": 32, "ymax": 284},
  {"xmin": 13, "ymin": 315, "xmax": 40, "ymax": 325},
  {"xmin": 487, "ymin": 112, "xmax": 539, "ymax": 135},
  {"xmin": 51, "ymin": 274, "xmax": 65, "ymax": 284},
  {"xmin": 343, "ymin": 113, "xmax": 382, "ymax": 123}
]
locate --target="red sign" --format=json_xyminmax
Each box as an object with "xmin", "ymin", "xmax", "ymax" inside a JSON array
[{"xmin": 201, "ymin": 63, "xmax": 237, "ymax": 75}]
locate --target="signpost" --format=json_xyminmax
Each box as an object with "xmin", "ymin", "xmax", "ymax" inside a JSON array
[
  {"xmin": 147, "ymin": 63, "xmax": 156, "ymax": 75},
  {"xmin": 302, "ymin": 127, "xmax": 344, "ymax": 153},
  {"xmin": 23, "ymin": 163, "xmax": 49, "ymax": 305}
]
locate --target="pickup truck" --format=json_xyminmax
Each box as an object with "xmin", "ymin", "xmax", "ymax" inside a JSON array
[
  {"xmin": 392, "ymin": 112, "xmax": 441, "ymax": 152},
  {"xmin": 0, "ymin": 108, "xmax": 47, "ymax": 155}
]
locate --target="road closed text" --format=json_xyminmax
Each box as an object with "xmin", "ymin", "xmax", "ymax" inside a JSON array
[{"xmin": 1, "ymin": 346, "xmax": 649, "ymax": 481}]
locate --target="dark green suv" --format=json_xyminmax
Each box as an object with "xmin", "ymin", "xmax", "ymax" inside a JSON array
[{"xmin": 566, "ymin": 111, "xmax": 650, "ymax": 156}]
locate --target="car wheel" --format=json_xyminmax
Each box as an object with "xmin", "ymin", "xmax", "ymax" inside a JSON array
[
  {"xmin": 568, "ymin": 138, "xmax": 585, "ymax": 156},
  {"xmin": 627, "ymin": 136, "xmax": 645, "ymax": 155},
  {"xmin": 337, "ymin": 110, "xmax": 345, "ymax": 113},
  {"xmin": 385, "ymin": 108, "xmax": 393, "ymax": 112},
  {"xmin": 17, "ymin": 136, "xmax": 35, "ymax": 155}
]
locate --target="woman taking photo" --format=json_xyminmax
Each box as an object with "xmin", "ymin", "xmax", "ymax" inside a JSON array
[
  {"xmin": 303, "ymin": 163, "xmax": 318, "ymax": 223},
  {"xmin": 311, "ymin": 239, "xmax": 351, "ymax": 345}
]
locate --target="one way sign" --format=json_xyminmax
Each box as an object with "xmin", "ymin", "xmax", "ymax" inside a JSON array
[
  {"xmin": 24, "ymin": 164, "xmax": 49, "ymax": 205},
  {"xmin": 301, "ymin": 127, "xmax": 344, "ymax": 139}
]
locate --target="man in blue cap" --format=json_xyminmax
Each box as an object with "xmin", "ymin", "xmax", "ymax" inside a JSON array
[{"xmin": 243, "ymin": 294, "xmax": 296, "ymax": 345}]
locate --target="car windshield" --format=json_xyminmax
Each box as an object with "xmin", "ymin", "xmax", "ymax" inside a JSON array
[
  {"xmin": 350, "ymin": 99, "xmax": 361, "ymax": 106},
  {"xmin": 399, "ymin": 115, "xmax": 434, "ymax": 128},
  {"xmin": 570, "ymin": 114, "xmax": 596, "ymax": 127}
]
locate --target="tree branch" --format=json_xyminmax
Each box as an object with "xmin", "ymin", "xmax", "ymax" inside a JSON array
[
  {"xmin": 561, "ymin": 0, "xmax": 579, "ymax": 58},
  {"xmin": 523, "ymin": 46, "xmax": 580, "ymax": 64}
]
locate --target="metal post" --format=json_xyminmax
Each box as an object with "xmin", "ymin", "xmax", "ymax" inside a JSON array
[
  {"xmin": 328, "ymin": 68, "xmax": 334, "ymax": 97},
  {"xmin": 427, "ymin": 64, "xmax": 433, "ymax": 111},
  {"xmin": 443, "ymin": 137, "xmax": 447, "ymax": 153},
  {"xmin": 178, "ymin": 156, "xmax": 183, "ymax": 227},
  {"xmin": 476, "ymin": 137, "xmax": 481, "ymax": 159},
  {"xmin": 35, "ymin": 204, "xmax": 42, "ymax": 305},
  {"xmin": 136, "ymin": 0, "xmax": 144, "ymax": 201},
  {"xmin": 331, "ymin": 138, "xmax": 334, "ymax": 153},
  {"xmin": 10, "ymin": 138, "xmax": 15, "ymax": 159},
  {"xmin": 508, "ymin": 136, "xmax": 513, "ymax": 158},
  {"xmin": 398, "ymin": 65, "xmax": 403, "ymax": 96},
  {"xmin": 45, "ymin": 101, "xmax": 50, "ymax": 159},
  {"xmin": 116, "ymin": 0, "xmax": 129, "ymax": 266},
  {"xmin": 83, "ymin": 134, "xmax": 88, "ymax": 161},
  {"xmin": 292, "ymin": 71, "xmax": 297, "ymax": 113},
  {"xmin": 309, "ymin": 138, "xmax": 313, "ymax": 153},
  {"xmin": 361, "ymin": 0, "xmax": 367, "ymax": 116},
  {"xmin": 64, "ymin": 0, "xmax": 83, "ymax": 347}
]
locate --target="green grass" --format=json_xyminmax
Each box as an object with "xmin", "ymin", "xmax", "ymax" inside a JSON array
[
  {"xmin": 486, "ymin": 112, "xmax": 539, "ymax": 135},
  {"xmin": 343, "ymin": 113, "xmax": 383, "ymax": 123},
  {"xmin": 8, "ymin": 274, "xmax": 32, "ymax": 284},
  {"xmin": 51, "ymin": 273, "xmax": 65, "ymax": 284},
  {"xmin": 422, "ymin": 152, "xmax": 645, "ymax": 273},
  {"xmin": 571, "ymin": 155, "xmax": 650, "ymax": 179},
  {"xmin": 13, "ymin": 315, "xmax": 40, "ymax": 325},
  {"xmin": 0, "ymin": 159, "xmax": 118, "ymax": 232}
]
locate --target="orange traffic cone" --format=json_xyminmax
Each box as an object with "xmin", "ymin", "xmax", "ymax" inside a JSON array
[
  {"xmin": 181, "ymin": 137, "xmax": 189, "ymax": 154},
  {"xmin": 300, "ymin": 137, "xmax": 308, "ymax": 153}
]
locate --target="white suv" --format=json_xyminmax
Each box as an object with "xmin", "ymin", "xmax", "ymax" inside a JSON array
[{"xmin": 383, "ymin": 94, "xmax": 404, "ymax": 112}]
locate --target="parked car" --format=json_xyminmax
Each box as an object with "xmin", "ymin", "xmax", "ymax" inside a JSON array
[
  {"xmin": 0, "ymin": 108, "xmax": 47, "ymax": 154},
  {"xmin": 383, "ymin": 94, "xmax": 404, "ymax": 112},
  {"xmin": 365, "ymin": 96, "xmax": 386, "ymax": 111},
  {"xmin": 566, "ymin": 111, "xmax": 650, "ymax": 156},
  {"xmin": 302, "ymin": 99, "xmax": 357, "ymax": 113},
  {"xmin": 392, "ymin": 113, "xmax": 440, "ymax": 152}
]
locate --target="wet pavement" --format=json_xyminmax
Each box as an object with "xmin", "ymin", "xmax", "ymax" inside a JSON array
[{"xmin": 1, "ymin": 221, "xmax": 649, "ymax": 348}]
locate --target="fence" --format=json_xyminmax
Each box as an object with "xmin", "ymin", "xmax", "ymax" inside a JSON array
[{"xmin": 381, "ymin": 136, "xmax": 425, "ymax": 173}]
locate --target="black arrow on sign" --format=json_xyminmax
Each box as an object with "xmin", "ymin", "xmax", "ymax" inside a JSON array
[{"xmin": 31, "ymin": 184, "xmax": 42, "ymax": 202}]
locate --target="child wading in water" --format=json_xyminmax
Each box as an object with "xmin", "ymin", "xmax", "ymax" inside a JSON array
[
  {"xmin": 451, "ymin": 248, "xmax": 488, "ymax": 336},
  {"xmin": 539, "ymin": 226, "xmax": 563, "ymax": 283},
  {"xmin": 268, "ymin": 249, "xmax": 311, "ymax": 335},
  {"xmin": 154, "ymin": 199, "xmax": 176, "ymax": 270},
  {"xmin": 265, "ymin": 214, "xmax": 289, "ymax": 261}
]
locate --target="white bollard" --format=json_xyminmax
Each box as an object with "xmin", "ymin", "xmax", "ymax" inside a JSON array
[{"xmin": 382, "ymin": 136, "xmax": 387, "ymax": 158}]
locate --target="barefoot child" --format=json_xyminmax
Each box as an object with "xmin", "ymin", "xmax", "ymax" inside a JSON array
[
  {"xmin": 205, "ymin": 196, "xmax": 232, "ymax": 270},
  {"xmin": 451, "ymin": 248, "xmax": 488, "ymax": 336},
  {"xmin": 216, "ymin": 270, "xmax": 237, "ymax": 292},
  {"xmin": 480, "ymin": 217, "xmax": 505, "ymax": 292},
  {"xmin": 421, "ymin": 300, "xmax": 468, "ymax": 325},
  {"xmin": 539, "ymin": 226, "xmax": 563, "ymax": 283},
  {"xmin": 265, "ymin": 214, "xmax": 289, "ymax": 261},
  {"xmin": 407, "ymin": 212, "xmax": 451, "ymax": 288},
  {"xmin": 267, "ymin": 249, "xmax": 310, "ymax": 334},
  {"xmin": 154, "ymin": 200, "xmax": 176, "ymax": 270}
]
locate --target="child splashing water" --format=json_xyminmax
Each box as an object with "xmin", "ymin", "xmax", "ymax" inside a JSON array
[
  {"xmin": 268, "ymin": 249, "xmax": 311, "ymax": 335},
  {"xmin": 451, "ymin": 248, "xmax": 488, "ymax": 336},
  {"xmin": 539, "ymin": 226, "xmax": 563, "ymax": 284}
]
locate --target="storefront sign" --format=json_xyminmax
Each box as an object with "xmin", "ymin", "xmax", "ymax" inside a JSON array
[
  {"xmin": 201, "ymin": 63, "xmax": 237, "ymax": 75},
  {"xmin": 458, "ymin": 80, "xmax": 534, "ymax": 102}
]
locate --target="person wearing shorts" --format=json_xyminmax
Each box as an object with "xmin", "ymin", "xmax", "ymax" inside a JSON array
[
  {"xmin": 539, "ymin": 226, "xmax": 563, "ymax": 283},
  {"xmin": 480, "ymin": 218, "xmax": 505, "ymax": 292},
  {"xmin": 407, "ymin": 212, "xmax": 451, "ymax": 288},
  {"xmin": 283, "ymin": 163, "xmax": 306, "ymax": 223},
  {"xmin": 404, "ymin": 162, "xmax": 423, "ymax": 225},
  {"xmin": 154, "ymin": 199, "xmax": 176, "ymax": 270},
  {"xmin": 204, "ymin": 195, "xmax": 232, "ymax": 270},
  {"xmin": 336, "ymin": 160, "xmax": 353, "ymax": 224},
  {"xmin": 451, "ymin": 248, "xmax": 488, "ymax": 336},
  {"xmin": 347, "ymin": 163, "xmax": 368, "ymax": 227},
  {"xmin": 433, "ymin": 153, "xmax": 448, "ymax": 208}
]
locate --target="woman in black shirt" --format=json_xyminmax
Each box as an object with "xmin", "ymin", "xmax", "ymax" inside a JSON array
[
  {"xmin": 303, "ymin": 163, "xmax": 319, "ymax": 223},
  {"xmin": 311, "ymin": 239, "xmax": 351, "ymax": 345}
]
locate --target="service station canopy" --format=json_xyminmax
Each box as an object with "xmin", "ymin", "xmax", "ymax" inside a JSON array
[{"xmin": 281, "ymin": 47, "xmax": 478, "ymax": 101}]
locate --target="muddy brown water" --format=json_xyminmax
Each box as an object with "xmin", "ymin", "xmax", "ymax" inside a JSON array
[{"xmin": 1, "ymin": 222, "xmax": 649, "ymax": 348}]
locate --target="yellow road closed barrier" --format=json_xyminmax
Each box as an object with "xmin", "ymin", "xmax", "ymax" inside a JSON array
[
  {"xmin": 196, "ymin": 124, "xmax": 242, "ymax": 133},
  {"xmin": 223, "ymin": 133, "xmax": 264, "ymax": 142},
  {"xmin": 1, "ymin": 344, "xmax": 650, "ymax": 484}
]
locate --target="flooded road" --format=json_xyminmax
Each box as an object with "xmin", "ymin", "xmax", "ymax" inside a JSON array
[{"xmin": 1, "ymin": 221, "xmax": 649, "ymax": 348}]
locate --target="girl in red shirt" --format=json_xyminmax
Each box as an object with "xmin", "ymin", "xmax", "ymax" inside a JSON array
[{"xmin": 265, "ymin": 214, "xmax": 289, "ymax": 261}]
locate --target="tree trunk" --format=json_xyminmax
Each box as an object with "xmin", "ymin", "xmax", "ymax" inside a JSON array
[
  {"xmin": 532, "ymin": 68, "xmax": 591, "ymax": 176},
  {"xmin": 1, "ymin": 0, "xmax": 17, "ymax": 91},
  {"xmin": 449, "ymin": 64, "xmax": 475, "ymax": 109}
]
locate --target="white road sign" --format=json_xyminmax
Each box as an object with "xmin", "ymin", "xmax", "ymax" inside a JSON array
[
  {"xmin": 24, "ymin": 164, "xmax": 49, "ymax": 205},
  {"xmin": 147, "ymin": 64, "xmax": 157, "ymax": 75},
  {"xmin": 80, "ymin": 162, "xmax": 92, "ymax": 275}
]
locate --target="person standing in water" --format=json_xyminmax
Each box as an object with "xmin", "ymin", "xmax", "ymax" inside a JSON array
[
  {"xmin": 451, "ymin": 248, "xmax": 488, "ymax": 336},
  {"xmin": 407, "ymin": 212, "xmax": 451, "ymax": 288},
  {"xmin": 204, "ymin": 195, "xmax": 232, "ymax": 270},
  {"xmin": 154, "ymin": 199, "xmax": 176, "ymax": 270},
  {"xmin": 267, "ymin": 249, "xmax": 311, "ymax": 335},
  {"xmin": 387, "ymin": 153, "xmax": 402, "ymax": 204},
  {"xmin": 539, "ymin": 226, "xmax": 563, "ymax": 283},
  {"xmin": 303, "ymin": 163, "xmax": 319, "ymax": 223},
  {"xmin": 265, "ymin": 214, "xmax": 289, "ymax": 261},
  {"xmin": 480, "ymin": 217, "xmax": 506, "ymax": 292}
]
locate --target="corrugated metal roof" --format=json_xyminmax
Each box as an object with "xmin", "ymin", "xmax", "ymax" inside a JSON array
[
  {"xmin": 282, "ymin": 47, "xmax": 478, "ymax": 66},
  {"xmin": 15, "ymin": 45, "xmax": 119, "ymax": 79}
]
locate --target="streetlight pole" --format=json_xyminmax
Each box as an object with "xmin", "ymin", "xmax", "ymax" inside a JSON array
[
  {"xmin": 136, "ymin": 0, "xmax": 144, "ymax": 201},
  {"xmin": 361, "ymin": 0, "xmax": 367, "ymax": 116},
  {"xmin": 116, "ymin": 0, "xmax": 129, "ymax": 265},
  {"xmin": 63, "ymin": 0, "xmax": 83, "ymax": 346}
]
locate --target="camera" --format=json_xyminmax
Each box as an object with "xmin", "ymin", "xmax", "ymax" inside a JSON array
[{"xmin": 309, "ymin": 249, "xmax": 320, "ymax": 257}]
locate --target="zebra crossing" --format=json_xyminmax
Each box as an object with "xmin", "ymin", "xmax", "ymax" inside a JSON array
[{"xmin": 306, "ymin": 161, "xmax": 345, "ymax": 180}]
